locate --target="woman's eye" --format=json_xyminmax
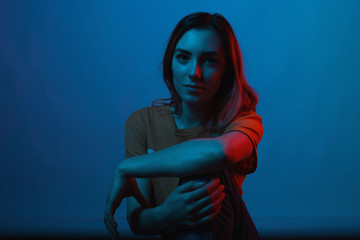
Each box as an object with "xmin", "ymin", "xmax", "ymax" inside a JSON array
[
  {"xmin": 204, "ymin": 57, "xmax": 218, "ymax": 65},
  {"xmin": 175, "ymin": 54, "xmax": 190, "ymax": 63}
]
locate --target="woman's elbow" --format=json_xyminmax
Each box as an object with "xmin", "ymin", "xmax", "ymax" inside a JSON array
[{"xmin": 215, "ymin": 132, "xmax": 254, "ymax": 166}]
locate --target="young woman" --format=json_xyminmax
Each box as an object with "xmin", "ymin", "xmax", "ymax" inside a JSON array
[{"xmin": 104, "ymin": 12, "xmax": 263, "ymax": 239}]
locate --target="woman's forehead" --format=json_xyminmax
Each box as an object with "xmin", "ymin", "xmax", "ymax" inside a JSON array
[{"xmin": 175, "ymin": 28, "xmax": 223, "ymax": 54}]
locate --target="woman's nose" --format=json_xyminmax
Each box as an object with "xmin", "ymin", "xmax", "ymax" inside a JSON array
[{"xmin": 189, "ymin": 60, "xmax": 202, "ymax": 80}]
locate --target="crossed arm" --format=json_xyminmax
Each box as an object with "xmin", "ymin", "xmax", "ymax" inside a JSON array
[
  {"xmin": 118, "ymin": 131, "xmax": 254, "ymax": 178},
  {"xmin": 104, "ymin": 131, "xmax": 253, "ymax": 239}
]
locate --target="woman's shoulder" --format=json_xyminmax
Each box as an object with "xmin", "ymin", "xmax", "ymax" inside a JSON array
[
  {"xmin": 126, "ymin": 105, "xmax": 171, "ymax": 125},
  {"xmin": 233, "ymin": 110, "xmax": 262, "ymax": 122}
]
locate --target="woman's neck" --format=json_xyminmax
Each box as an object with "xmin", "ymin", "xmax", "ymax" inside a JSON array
[{"xmin": 172, "ymin": 101, "xmax": 212, "ymax": 129}]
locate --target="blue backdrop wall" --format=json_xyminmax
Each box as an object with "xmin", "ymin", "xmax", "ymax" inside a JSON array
[{"xmin": 1, "ymin": 0, "xmax": 359, "ymax": 238}]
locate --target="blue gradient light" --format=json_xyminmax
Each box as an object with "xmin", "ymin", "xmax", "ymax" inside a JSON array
[{"xmin": 1, "ymin": 0, "xmax": 360, "ymax": 238}]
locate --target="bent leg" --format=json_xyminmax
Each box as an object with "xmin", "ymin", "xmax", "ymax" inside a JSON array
[
  {"xmin": 172, "ymin": 171, "xmax": 217, "ymax": 240},
  {"xmin": 172, "ymin": 169, "xmax": 261, "ymax": 240},
  {"xmin": 212, "ymin": 169, "xmax": 262, "ymax": 240}
]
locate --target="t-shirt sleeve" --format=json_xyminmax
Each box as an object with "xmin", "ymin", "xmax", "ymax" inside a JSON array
[
  {"xmin": 124, "ymin": 110, "xmax": 148, "ymax": 159},
  {"xmin": 222, "ymin": 111, "xmax": 263, "ymax": 174}
]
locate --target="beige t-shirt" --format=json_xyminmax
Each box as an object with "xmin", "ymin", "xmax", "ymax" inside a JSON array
[{"xmin": 124, "ymin": 105, "xmax": 263, "ymax": 206}]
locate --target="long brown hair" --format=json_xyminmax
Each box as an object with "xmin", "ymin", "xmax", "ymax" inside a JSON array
[{"xmin": 153, "ymin": 12, "xmax": 258, "ymax": 134}]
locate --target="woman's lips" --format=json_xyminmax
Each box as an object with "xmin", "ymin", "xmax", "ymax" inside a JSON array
[{"xmin": 183, "ymin": 84, "xmax": 205, "ymax": 89}]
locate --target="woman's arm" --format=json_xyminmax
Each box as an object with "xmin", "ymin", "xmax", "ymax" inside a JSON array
[
  {"xmin": 127, "ymin": 178, "xmax": 168, "ymax": 236},
  {"xmin": 104, "ymin": 131, "xmax": 252, "ymax": 239},
  {"xmin": 118, "ymin": 131, "xmax": 253, "ymax": 178}
]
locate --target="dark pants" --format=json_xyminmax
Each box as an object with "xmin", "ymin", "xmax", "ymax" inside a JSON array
[{"xmin": 172, "ymin": 169, "xmax": 262, "ymax": 240}]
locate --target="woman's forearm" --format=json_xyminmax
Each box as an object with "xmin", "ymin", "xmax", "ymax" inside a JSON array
[
  {"xmin": 119, "ymin": 138, "xmax": 227, "ymax": 178},
  {"xmin": 129, "ymin": 206, "xmax": 170, "ymax": 236}
]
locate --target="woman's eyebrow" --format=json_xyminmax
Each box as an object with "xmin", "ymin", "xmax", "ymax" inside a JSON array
[
  {"xmin": 175, "ymin": 48, "xmax": 219, "ymax": 56},
  {"xmin": 174, "ymin": 48, "xmax": 190, "ymax": 54}
]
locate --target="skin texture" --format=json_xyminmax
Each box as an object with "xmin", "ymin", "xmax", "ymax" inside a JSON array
[
  {"xmin": 171, "ymin": 28, "xmax": 226, "ymax": 128},
  {"xmin": 104, "ymin": 28, "xmax": 253, "ymax": 239}
]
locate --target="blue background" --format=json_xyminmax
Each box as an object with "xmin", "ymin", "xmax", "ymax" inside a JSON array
[{"xmin": 1, "ymin": 0, "xmax": 360, "ymax": 238}]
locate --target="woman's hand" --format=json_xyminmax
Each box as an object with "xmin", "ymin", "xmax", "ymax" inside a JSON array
[
  {"xmin": 158, "ymin": 179, "xmax": 225, "ymax": 230},
  {"xmin": 104, "ymin": 166, "xmax": 151, "ymax": 239}
]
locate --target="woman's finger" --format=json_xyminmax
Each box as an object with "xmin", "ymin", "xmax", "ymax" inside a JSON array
[
  {"xmin": 104, "ymin": 210, "xmax": 120, "ymax": 237},
  {"xmin": 191, "ymin": 184, "xmax": 224, "ymax": 213},
  {"xmin": 193, "ymin": 192, "xmax": 225, "ymax": 221},
  {"xmin": 104, "ymin": 166, "xmax": 130, "ymax": 239},
  {"xmin": 185, "ymin": 180, "xmax": 222, "ymax": 203},
  {"xmin": 104, "ymin": 210, "xmax": 117, "ymax": 228},
  {"xmin": 104, "ymin": 215, "xmax": 120, "ymax": 239},
  {"xmin": 193, "ymin": 199, "xmax": 223, "ymax": 227},
  {"xmin": 111, "ymin": 217, "xmax": 120, "ymax": 240},
  {"xmin": 177, "ymin": 180, "xmax": 206, "ymax": 193}
]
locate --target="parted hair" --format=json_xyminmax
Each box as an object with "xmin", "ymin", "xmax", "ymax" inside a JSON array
[{"xmin": 153, "ymin": 12, "xmax": 258, "ymax": 134}]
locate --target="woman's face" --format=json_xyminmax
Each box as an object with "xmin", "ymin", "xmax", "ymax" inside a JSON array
[{"xmin": 171, "ymin": 28, "xmax": 226, "ymax": 107}]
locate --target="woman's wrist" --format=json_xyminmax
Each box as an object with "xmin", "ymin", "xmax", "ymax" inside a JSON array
[
  {"xmin": 153, "ymin": 204, "xmax": 170, "ymax": 231},
  {"xmin": 133, "ymin": 205, "xmax": 172, "ymax": 236}
]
